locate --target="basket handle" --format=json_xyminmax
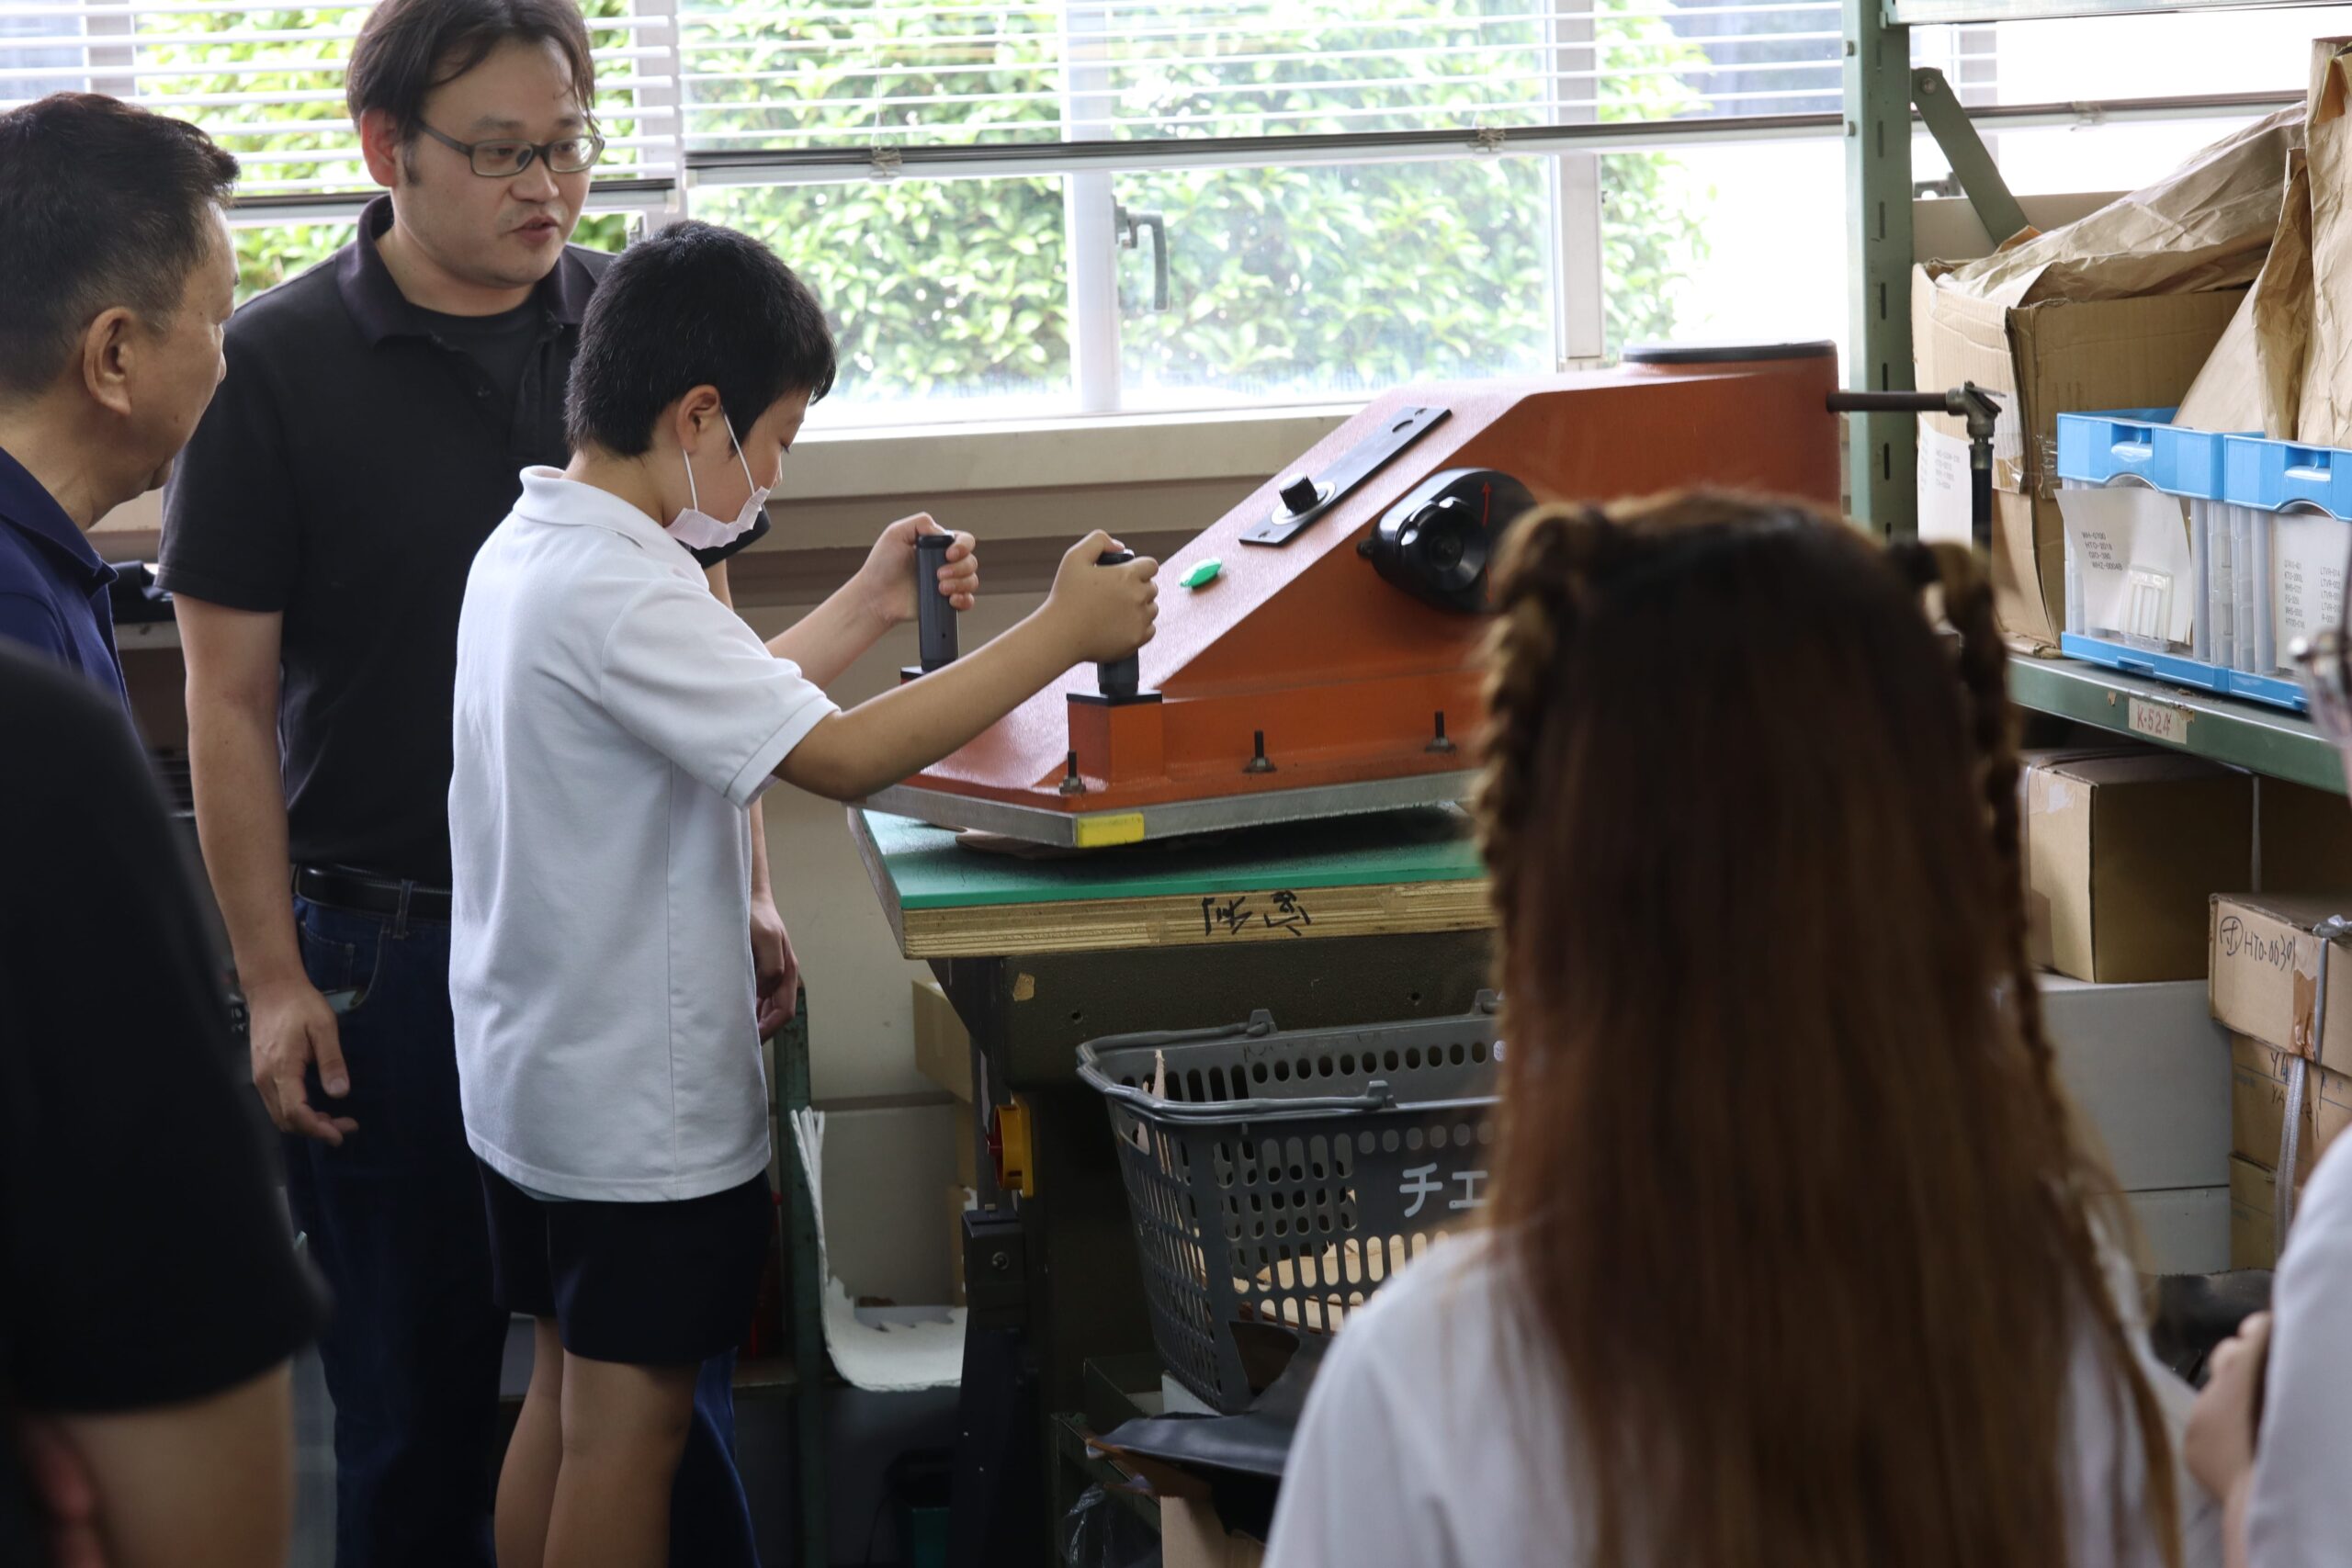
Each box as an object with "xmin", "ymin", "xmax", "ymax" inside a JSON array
[
  {"xmin": 1074, "ymin": 994, "xmax": 1504, "ymax": 1120},
  {"xmin": 1076, "ymin": 1010, "xmax": 1281, "ymax": 1058},
  {"xmin": 1076, "ymin": 1062, "xmax": 1402, "ymax": 1120}
]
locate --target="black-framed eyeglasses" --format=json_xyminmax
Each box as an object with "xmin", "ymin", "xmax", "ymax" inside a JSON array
[
  {"xmin": 416, "ymin": 121, "xmax": 604, "ymax": 177},
  {"xmin": 2292, "ymin": 627, "xmax": 2352, "ymax": 745}
]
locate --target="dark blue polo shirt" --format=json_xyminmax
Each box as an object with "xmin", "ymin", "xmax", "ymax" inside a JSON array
[{"xmin": 0, "ymin": 444, "xmax": 125, "ymax": 711}]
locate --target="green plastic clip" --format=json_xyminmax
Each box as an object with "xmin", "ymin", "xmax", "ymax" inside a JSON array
[{"xmin": 1180, "ymin": 558, "xmax": 1224, "ymax": 589}]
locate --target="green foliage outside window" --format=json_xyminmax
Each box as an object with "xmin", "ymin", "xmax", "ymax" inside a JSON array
[{"xmin": 160, "ymin": 0, "xmax": 1707, "ymax": 400}]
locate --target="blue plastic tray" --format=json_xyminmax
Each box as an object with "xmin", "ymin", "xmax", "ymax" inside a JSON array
[
  {"xmin": 2056, "ymin": 409, "xmax": 2234, "ymax": 499},
  {"xmin": 2059, "ymin": 632, "xmax": 2230, "ymax": 694},
  {"xmin": 2223, "ymin": 434, "xmax": 2352, "ymax": 519},
  {"xmin": 2228, "ymin": 668, "xmax": 2309, "ymax": 713}
]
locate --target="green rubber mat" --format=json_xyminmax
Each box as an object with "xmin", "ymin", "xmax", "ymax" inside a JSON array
[{"xmin": 858, "ymin": 804, "xmax": 1484, "ymax": 909}]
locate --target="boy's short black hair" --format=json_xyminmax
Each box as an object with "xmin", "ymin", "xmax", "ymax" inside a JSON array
[
  {"xmin": 0, "ymin": 94, "xmax": 238, "ymax": 400},
  {"xmin": 346, "ymin": 0, "xmax": 595, "ymax": 144},
  {"xmin": 567, "ymin": 221, "xmax": 837, "ymax": 457}
]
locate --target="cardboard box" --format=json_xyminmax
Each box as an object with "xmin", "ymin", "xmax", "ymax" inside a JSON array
[
  {"xmin": 2231, "ymin": 1033, "xmax": 2319, "ymax": 1179},
  {"xmin": 2210, "ymin": 892, "xmax": 2352, "ymax": 1074},
  {"xmin": 1160, "ymin": 1496, "xmax": 1267, "ymax": 1568},
  {"xmin": 2231, "ymin": 1154, "xmax": 2278, "ymax": 1269},
  {"xmin": 1914, "ymin": 192, "xmax": 2125, "ymax": 274},
  {"xmin": 952, "ymin": 1105, "xmax": 978, "ymax": 1190},
  {"xmin": 912, "ymin": 978, "xmax": 973, "ymax": 1103},
  {"xmin": 2018, "ymin": 746, "xmax": 2137, "ymax": 966},
  {"xmin": 2324, "ymin": 1065, "xmax": 2352, "ymax": 1154},
  {"xmin": 1125, "ymin": 1457, "xmax": 1269, "ymax": 1568},
  {"xmin": 2259, "ymin": 777, "xmax": 2352, "ymax": 894},
  {"xmin": 1912, "ymin": 274, "xmax": 2243, "ymax": 647},
  {"xmin": 2024, "ymin": 753, "xmax": 2254, "ymax": 982}
]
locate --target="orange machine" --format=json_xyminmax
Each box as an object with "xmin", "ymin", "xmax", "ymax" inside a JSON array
[{"xmin": 864, "ymin": 343, "xmax": 1843, "ymax": 847}]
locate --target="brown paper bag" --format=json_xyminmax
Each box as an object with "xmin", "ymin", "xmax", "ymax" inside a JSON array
[
  {"xmin": 2179, "ymin": 148, "xmax": 2314, "ymax": 436},
  {"xmin": 2301, "ymin": 40, "xmax": 2352, "ymax": 446},
  {"xmin": 1938, "ymin": 104, "xmax": 2301, "ymax": 309}
]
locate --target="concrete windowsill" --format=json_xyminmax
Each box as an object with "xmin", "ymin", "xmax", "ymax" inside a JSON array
[{"xmin": 783, "ymin": 402, "xmax": 1357, "ymax": 500}]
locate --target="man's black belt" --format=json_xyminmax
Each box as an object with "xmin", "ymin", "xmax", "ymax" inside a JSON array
[{"xmin": 294, "ymin": 864, "xmax": 452, "ymax": 923}]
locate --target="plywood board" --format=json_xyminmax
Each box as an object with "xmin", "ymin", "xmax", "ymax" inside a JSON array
[{"xmin": 852, "ymin": 806, "xmax": 1493, "ymax": 958}]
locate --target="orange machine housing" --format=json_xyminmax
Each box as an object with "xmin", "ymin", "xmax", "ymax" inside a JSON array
[{"xmin": 885, "ymin": 348, "xmax": 1841, "ymax": 839}]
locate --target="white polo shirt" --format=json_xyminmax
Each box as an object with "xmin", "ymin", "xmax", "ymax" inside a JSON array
[{"xmin": 450, "ymin": 467, "xmax": 835, "ymax": 1201}]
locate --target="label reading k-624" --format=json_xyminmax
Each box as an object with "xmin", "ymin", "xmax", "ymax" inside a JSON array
[{"xmin": 2127, "ymin": 696, "xmax": 2189, "ymax": 746}]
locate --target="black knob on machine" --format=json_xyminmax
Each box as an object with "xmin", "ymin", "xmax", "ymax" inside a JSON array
[
  {"xmin": 1363, "ymin": 468, "xmax": 1537, "ymax": 614},
  {"xmin": 1277, "ymin": 474, "xmax": 1324, "ymax": 516}
]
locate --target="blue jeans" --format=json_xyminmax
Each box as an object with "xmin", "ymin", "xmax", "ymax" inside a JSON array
[{"xmin": 288, "ymin": 895, "xmax": 759, "ymax": 1568}]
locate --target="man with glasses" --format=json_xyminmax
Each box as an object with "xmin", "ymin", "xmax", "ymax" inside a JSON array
[{"xmin": 159, "ymin": 0, "xmax": 778, "ymax": 1562}]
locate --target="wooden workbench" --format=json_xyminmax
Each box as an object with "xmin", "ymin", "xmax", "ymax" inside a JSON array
[{"xmin": 849, "ymin": 803, "xmax": 1496, "ymax": 1565}]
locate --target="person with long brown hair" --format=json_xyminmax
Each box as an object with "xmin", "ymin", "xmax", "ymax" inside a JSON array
[{"xmin": 1264, "ymin": 491, "xmax": 2218, "ymax": 1568}]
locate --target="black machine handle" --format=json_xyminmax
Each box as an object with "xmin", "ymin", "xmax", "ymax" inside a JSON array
[
  {"xmin": 1096, "ymin": 547, "xmax": 1139, "ymax": 698},
  {"xmin": 915, "ymin": 531, "xmax": 959, "ymax": 672}
]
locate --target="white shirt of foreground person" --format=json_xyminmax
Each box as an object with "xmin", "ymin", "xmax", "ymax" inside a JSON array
[
  {"xmin": 449, "ymin": 467, "xmax": 835, "ymax": 1201},
  {"xmin": 2246, "ymin": 1143, "xmax": 2352, "ymax": 1565},
  {"xmin": 1264, "ymin": 1231, "xmax": 2222, "ymax": 1568}
]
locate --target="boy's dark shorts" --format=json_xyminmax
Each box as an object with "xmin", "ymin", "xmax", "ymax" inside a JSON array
[{"xmin": 479, "ymin": 1161, "xmax": 773, "ymax": 1366}]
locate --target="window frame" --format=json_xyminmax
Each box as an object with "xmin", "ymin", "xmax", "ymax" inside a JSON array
[{"xmin": 6, "ymin": 0, "xmax": 2304, "ymax": 431}]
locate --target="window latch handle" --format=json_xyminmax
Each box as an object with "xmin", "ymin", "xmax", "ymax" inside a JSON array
[{"xmin": 1114, "ymin": 203, "xmax": 1170, "ymax": 313}]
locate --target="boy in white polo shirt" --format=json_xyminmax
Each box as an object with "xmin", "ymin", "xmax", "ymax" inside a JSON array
[{"xmin": 447, "ymin": 220, "xmax": 1158, "ymax": 1567}]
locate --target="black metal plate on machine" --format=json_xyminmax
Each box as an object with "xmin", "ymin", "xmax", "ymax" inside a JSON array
[{"xmin": 1240, "ymin": 404, "xmax": 1450, "ymax": 547}]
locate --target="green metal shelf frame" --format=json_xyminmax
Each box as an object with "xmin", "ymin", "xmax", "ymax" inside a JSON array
[
  {"xmin": 774, "ymin": 998, "xmax": 830, "ymax": 1568},
  {"xmin": 2007, "ymin": 660, "xmax": 2346, "ymax": 793},
  {"xmin": 1839, "ymin": 0, "xmax": 2348, "ymax": 789},
  {"xmin": 1840, "ymin": 0, "xmax": 2301, "ymax": 536}
]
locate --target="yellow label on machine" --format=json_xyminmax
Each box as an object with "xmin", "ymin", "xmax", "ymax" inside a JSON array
[{"xmin": 1073, "ymin": 812, "xmax": 1148, "ymax": 849}]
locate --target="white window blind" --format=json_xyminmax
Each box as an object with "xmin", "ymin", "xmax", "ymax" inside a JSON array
[
  {"xmin": 0, "ymin": 0, "xmax": 672, "ymax": 195},
  {"xmin": 0, "ymin": 0, "xmax": 1849, "ymax": 195},
  {"xmin": 677, "ymin": 0, "xmax": 1847, "ymax": 156}
]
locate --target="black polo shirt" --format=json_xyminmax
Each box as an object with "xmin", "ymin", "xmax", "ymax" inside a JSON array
[
  {"xmin": 0, "ymin": 643, "xmax": 324, "ymax": 1433},
  {"xmin": 158, "ymin": 197, "xmax": 766, "ymax": 886}
]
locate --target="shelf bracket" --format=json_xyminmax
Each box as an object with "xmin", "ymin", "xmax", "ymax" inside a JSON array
[{"xmin": 1911, "ymin": 67, "xmax": 2030, "ymax": 250}]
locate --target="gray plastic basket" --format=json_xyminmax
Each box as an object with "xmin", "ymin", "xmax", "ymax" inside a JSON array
[{"xmin": 1075, "ymin": 998, "xmax": 1502, "ymax": 1414}]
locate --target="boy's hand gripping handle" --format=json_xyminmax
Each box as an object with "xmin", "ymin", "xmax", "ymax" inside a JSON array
[{"xmin": 1095, "ymin": 548, "xmax": 1139, "ymax": 698}]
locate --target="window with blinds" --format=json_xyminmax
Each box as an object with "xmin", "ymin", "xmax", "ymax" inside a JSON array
[
  {"xmin": 676, "ymin": 0, "xmax": 1846, "ymax": 156},
  {"xmin": 0, "ymin": 0, "xmax": 1848, "ymax": 195},
  {"xmin": 0, "ymin": 0, "xmax": 669, "ymax": 196},
  {"xmin": 0, "ymin": 0, "xmax": 1978, "ymax": 418}
]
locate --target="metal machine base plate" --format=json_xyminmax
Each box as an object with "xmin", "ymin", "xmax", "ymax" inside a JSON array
[{"xmin": 862, "ymin": 771, "xmax": 1479, "ymax": 849}]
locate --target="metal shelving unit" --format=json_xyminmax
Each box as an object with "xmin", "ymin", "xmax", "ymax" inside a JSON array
[
  {"xmin": 2009, "ymin": 659, "xmax": 2345, "ymax": 793},
  {"xmin": 1841, "ymin": 0, "xmax": 2341, "ymax": 787}
]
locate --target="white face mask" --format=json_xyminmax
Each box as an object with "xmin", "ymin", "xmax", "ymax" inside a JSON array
[{"xmin": 667, "ymin": 414, "xmax": 768, "ymax": 551}]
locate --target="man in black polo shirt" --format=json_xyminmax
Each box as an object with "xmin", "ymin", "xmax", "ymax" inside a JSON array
[{"xmin": 159, "ymin": 0, "xmax": 777, "ymax": 1562}]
